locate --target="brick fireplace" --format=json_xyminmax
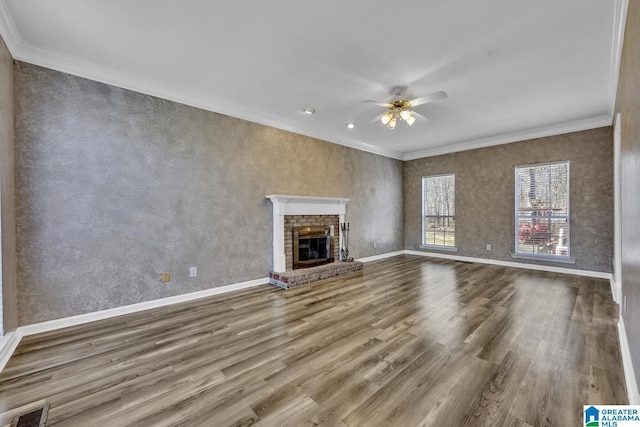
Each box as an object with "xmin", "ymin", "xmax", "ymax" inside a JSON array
[
  {"xmin": 266, "ymin": 195, "xmax": 349, "ymax": 273},
  {"xmin": 266, "ymin": 195, "xmax": 363, "ymax": 289}
]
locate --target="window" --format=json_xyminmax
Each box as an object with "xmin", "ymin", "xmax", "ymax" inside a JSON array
[
  {"xmin": 422, "ymin": 174, "xmax": 455, "ymax": 248},
  {"xmin": 515, "ymin": 161, "xmax": 569, "ymax": 258}
]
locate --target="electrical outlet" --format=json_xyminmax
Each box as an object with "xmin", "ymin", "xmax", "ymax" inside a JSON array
[
  {"xmin": 189, "ymin": 266, "xmax": 197, "ymax": 277},
  {"xmin": 373, "ymin": 242, "xmax": 377, "ymax": 249},
  {"xmin": 486, "ymin": 244, "xmax": 492, "ymax": 251},
  {"xmin": 161, "ymin": 272, "xmax": 170, "ymax": 282}
]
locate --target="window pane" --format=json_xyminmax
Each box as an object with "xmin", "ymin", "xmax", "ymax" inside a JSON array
[
  {"xmin": 425, "ymin": 217, "xmax": 455, "ymax": 247},
  {"xmin": 424, "ymin": 175, "xmax": 455, "ymax": 216},
  {"xmin": 515, "ymin": 162, "xmax": 569, "ymax": 257},
  {"xmin": 516, "ymin": 163, "xmax": 568, "ymax": 216},
  {"xmin": 423, "ymin": 174, "xmax": 455, "ymax": 247},
  {"xmin": 517, "ymin": 219, "xmax": 568, "ymax": 255}
]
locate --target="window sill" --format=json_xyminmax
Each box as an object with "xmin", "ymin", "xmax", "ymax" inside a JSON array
[
  {"xmin": 419, "ymin": 245, "xmax": 458, "ymax": 252},
  {"xmin": 510, "ymin": 253, "xmax": 576, "ymax": 264}
]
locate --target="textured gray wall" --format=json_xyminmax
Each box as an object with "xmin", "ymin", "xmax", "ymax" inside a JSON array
[
  {"xmin": 404, "ymin": 127, "xmax": 613, "ymax": 273},
  {"xmin": 615, "ymin": 0, "xmax": 640, "ymax": 395},
  {"xmin": 0, "ymin": 36, "xmax": 17, "ymax": 332},
  {"xmin": 14, "ymin": 62, "xmax": 404, "ymax": 325}
]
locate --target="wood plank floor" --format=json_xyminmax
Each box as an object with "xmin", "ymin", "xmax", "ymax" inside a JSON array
[{"xmin": 0, "ymin": 255, "xmax": 627, "ymax": 426}]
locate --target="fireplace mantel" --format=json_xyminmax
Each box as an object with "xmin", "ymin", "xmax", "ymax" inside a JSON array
[{"xmin": 266, "ymin": 195, "xmax": 350, "ymax": 272}]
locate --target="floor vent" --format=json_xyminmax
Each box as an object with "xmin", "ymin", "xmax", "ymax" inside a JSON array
[{"xmin": 11, "ymin": 404, "xmax": 48, "ymax": 427}]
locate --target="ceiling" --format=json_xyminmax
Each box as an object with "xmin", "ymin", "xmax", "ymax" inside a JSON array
[{"xmin": 0, "ymin": 0, "xmax": 627, "ymax": 160}]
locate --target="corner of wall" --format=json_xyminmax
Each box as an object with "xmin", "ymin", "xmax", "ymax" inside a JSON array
[{"xmin": 0, "ymin": 33, "xmax": 18, "ymax": 334}]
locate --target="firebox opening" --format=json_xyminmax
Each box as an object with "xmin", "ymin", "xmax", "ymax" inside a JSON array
[{"xmin": 293, "ymin": 226, "xmax": 334, "ymax": 270}]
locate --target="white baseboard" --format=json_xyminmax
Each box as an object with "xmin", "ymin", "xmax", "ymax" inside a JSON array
[
  {"xmin": 611, "ymin": 277, "xmax": 623, "ymax": 305},
  {"xmin": 0, "ymin": 331, "xmax": 22, "ymax": 373},
  {"xmin": 404, "ymin": 250, "xmax": 614, "ymax": 281},
  {"xmin": 357, "ymin": 251, "xmax": 405, "ymax": 263},
  {"xmin": 619, "ymin": 315, "xmax": 640, "ymax": 404},
  {"xmin": 0, "ymin": 277, "xmax": 269, "ymax": 372},
  {"xmin": 0, "ymin": 251, "xmax": 622, "ymax": 375}
]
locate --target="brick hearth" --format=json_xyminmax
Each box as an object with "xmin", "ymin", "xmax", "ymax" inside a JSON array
[{"xmin": 269, "ymin": 261, "xmax": 364, "ymax": 289}]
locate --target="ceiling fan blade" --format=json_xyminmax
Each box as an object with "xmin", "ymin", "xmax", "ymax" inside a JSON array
[
  {"xmin": 411, "ymin": 111, "xmax": 430, "ymax": 122},
  {"xmin": 361, "ymin": 100, "xmax": 392, "ymax": 107},
  {"xmin": 368, "ymin": 113, "xmax": 385, "ymax": 124},
  {"xmin": 408, "ymin": 91, "xmax": 448, "ymax": 107}
]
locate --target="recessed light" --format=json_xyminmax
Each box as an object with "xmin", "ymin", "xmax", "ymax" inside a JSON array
[
  {"xmin": 346, "ymin": 123, "xmax": 355, "ymax": 129},
  {"xmin": 303, "ymin": 108, "xmax": 315, "ymax": 115}
]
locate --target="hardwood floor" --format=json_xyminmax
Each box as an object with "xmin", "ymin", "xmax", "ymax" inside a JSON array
[{"xmin": 0, "ymin": 255, "xmax": 627, "ymax": 426}]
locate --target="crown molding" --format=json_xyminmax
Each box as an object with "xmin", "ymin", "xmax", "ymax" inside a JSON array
[
  {"xmin": 10, "ymin": 40, "xmax": 404, "ymax": 160},
  {"xmin": 0, "ymin": 0, "xmax": 20, "ymax": 53},
  {"xmin": 402, "ymin": 114, "xmax": 613, "ymax": 161},
  {"xmin": 0, "ymin": 0, "xmax": 618, "ymax": 163},
  {"xmin": 608, "ymin": 0, "xmax": 629, "ymax": 116},
  {"xmin": 3, "ymin": 39, "xmax": 617, "ymax": 164}
]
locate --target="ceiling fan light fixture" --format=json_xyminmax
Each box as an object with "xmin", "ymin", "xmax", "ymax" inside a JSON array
[
  {"xmin": 365, "ymin": 88, "xmax": 446, "ymax": 130},
  {"xmin": 387, "ymin": 117, "xmax": 397, "ymax": 129}
]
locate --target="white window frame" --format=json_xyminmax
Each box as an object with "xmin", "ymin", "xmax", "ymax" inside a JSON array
[
  {"xmin": 514, "ymin": 161, "xmax": 571, "ymax": 260},
  {"xmin": 421, "ymin": 173, "xmax": 456, "ymax": 249}
]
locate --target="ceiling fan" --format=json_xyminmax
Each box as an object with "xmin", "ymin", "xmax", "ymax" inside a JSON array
[{"xmin": 363, "ymin": 86, "xmax": 448, "ymax": 129}]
